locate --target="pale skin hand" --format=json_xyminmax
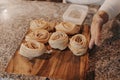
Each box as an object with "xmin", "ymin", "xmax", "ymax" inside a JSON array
[{"xmin": 89, "ymin": 11, "xmax": 109, "ymax": 49}]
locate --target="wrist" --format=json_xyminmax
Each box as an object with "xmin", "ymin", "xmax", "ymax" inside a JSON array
[
  {"xmin": 97, "ymin": 11, "xmax": 109, "ymax": 24},
  {"xmin": 97, "ymin": 10, "xmax": 109, "ymax": 24}
]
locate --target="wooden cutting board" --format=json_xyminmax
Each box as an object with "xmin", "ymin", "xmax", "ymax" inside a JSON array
[{"xmin": 6, "ymin": 24, "xmax": 90, "ymax": 80}]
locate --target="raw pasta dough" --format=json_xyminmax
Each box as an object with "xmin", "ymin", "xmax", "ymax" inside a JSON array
[
  {"xmin": 19, "ymin": 40, "xmax": 46, "ymax": 59},
  {"xmin": 55, "ymin": 22, "xmax": 80, "ymax": 35},
  {"xmin": 69, "ymin": 34, "xmax": 87, "ymax": 56},
  {"xmin": 25, "ymin": 29, "xmax": 50, "ymax": 43},
  {"xmin": 49, "ymin": 31, "xmax": 69, "ymax": 50}
]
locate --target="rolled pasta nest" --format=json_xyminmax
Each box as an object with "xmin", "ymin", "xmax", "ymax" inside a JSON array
[
  {"xmin": 19, "ymin": 40, "xmax": 46, "ymax": 59},
  {"xmin": 69, "ymin": 34, "xmax": 87, "ymax": 56},
  {"xmin": 25, "ymin": 29, "xmax": 50, "ymax": 43},
  {"xmin": 30, "ymin": 19, "xmax": 56, "ymax": 31},
  {"xmin": 49, "ymin": 31, "xmax": 69, "ymax": 50},
  {"xmin": 55, "ymin": 22, "xmax": 80, "ymax": 35}
]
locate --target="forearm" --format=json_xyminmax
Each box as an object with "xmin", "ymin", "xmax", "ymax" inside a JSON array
[{"xmin": 99, "ymin": 0, "xmax": 120, "ymax": 19}]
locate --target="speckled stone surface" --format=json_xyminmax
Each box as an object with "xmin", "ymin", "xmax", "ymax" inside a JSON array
[
  {"xmin": 0, "ymin": 1, "xmax": 68, "ymax": 80},
  {"xmin": 87, "ymin": 20, "xmax": 120, "ymax": 80},
  {"xmin": 0, "ymin": 1, "xmax": 119, "ymax": 80}
]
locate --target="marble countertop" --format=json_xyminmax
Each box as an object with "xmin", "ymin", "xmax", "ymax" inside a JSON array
[{"xmin": 0, "ymin": 1, "xmax": 119, "ymax": 80}]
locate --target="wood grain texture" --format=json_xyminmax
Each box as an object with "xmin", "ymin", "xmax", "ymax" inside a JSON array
[{"xmin": 6, "ymin": 25, "xmax": 90, "ymax": 80}]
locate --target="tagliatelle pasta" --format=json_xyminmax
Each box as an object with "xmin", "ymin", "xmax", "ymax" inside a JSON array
[
  {"xmin": 68, "ymin": 34, "xmax": 87, "ymax": 56},
  {"xmin": 20, "ymin": 19, "xmax": 88, "ymax": 58},
  {"xmin": 30, "ymin": 19, "xmax": 55, "ymax": 31},
  {"xmin": 19, "ymin": 40, "xmax": 46, "ymax": 59},
  {"xmin": 55, "ymin": 22, "xmax": 80, "ymax": 35},
  {"xmin": 48, "ymin": 31, "xmax": 69, "ymax": 50},
  {"xmin": 25, "ymin": 29, "xmax": 50, "ymax": 43}
]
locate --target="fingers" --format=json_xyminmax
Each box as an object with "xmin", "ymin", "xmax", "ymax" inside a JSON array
[
  {"xmin": 89, "ymin": 33, "xmax": 100, "ymax": 49},
  {"xmin": 89, "ymin": 29, "xmax": 100, "ymax": 49},
  {"xmin": 89, "ymin": 16, "xmax": 103, "ymax": 49},
  {"xmin": 95, "ymin": 33, "xmax": 101, "ymax": 46},
  {"xmin": 94, "ymin": 23, "xmax": 102, "ymax": 46}
]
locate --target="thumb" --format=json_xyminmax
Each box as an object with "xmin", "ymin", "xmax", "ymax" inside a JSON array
[{"xmin": 89, "ymin": 37, "xmax": 95, "ymax": 49}]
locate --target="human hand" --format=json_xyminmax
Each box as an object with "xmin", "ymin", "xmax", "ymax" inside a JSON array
[{"xmin": 89, "ymin": 11, "xmax": 109, "ymax": 49}]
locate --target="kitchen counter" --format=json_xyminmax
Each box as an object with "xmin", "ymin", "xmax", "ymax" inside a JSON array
[
  {"xmin": 87, "ymin": 19, "xmax": 120, "ymax": 80},
  {"xmin": 0, "ymin": 1, "xmax": 119, "ymax": 80}
]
